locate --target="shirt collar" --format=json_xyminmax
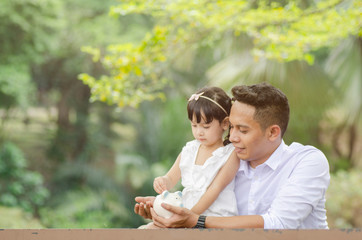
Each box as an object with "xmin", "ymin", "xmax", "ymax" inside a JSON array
[
  {"xmin": 263, "ymin": 140, "xmax": 286, "ymax": 171},
  {"xmin": 237, "ymin": 140, "xmax": 286, "ymax": 173},
  {"xmin": 238, "ymin": 160, "xmax": 250, "ymax": 178}
]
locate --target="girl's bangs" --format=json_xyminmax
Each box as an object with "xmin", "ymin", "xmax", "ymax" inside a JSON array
[{"xmin": 187, "ymin": 100, "xmax": 215, "ymax": 123}]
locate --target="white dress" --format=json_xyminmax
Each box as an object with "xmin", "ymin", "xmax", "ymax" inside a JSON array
[{"xmin": 179, "ymin": 140, "xmax": 238, "ymax": 217}]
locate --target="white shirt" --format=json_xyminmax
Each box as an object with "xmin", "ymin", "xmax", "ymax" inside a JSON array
[{"xmin": 234, "ymin": 141, "xmax": 330, "ymax": 229}]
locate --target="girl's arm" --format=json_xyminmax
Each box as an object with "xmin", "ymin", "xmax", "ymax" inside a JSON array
[
  {"xmin": 153, "ymin": 153, "xmax": 182, "ymax": 194},
  {"xmin": 191, "ymin": 151, "xmax": 240, "ymax": 215}
]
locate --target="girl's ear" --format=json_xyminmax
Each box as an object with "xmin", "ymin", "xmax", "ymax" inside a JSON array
[{"xmin": 222, "ymin": 117, "xmax": 230, "ymax": 130}]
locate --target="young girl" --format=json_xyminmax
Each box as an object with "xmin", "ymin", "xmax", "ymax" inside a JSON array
[{"xmin": 141, "ymin": 86, "xmax": 240, "ymax": 228}]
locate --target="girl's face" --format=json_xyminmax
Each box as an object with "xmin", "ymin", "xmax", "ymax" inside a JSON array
[{"xmin": 190, "ymin": 113, "xmax": 228, "ymax": 148}]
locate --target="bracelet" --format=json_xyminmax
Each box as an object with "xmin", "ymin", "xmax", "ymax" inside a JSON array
[{"xmin": 193, "ymin": 215, "xmax": 206, "ymax": 228}]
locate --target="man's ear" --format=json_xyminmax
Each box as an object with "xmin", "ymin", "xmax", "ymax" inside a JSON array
[
  {"xmin": 222, "ymin": 117, "xmax": 230, "ymax": 130},
  {"xmin": 267, "ymin": 125, "xmax": 281, "ymax": 141}
]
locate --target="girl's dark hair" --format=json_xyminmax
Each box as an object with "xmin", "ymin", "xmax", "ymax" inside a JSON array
[{"xmin": 187, "ymin": 86, "xmax": 232, "ymax": 145}]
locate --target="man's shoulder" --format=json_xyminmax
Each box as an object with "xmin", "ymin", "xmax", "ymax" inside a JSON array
[
  {"xmin": 285, "ymin": 142, "xmax": 329, "ymax": 167},
  {"xmin": 287, "ymin": 142, "xmax": 324, "ymax": 156}
]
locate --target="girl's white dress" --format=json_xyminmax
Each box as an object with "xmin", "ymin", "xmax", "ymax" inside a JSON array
[{"xmin": 179, "ymin": 140, "xmax": 238, "ymax": 217}]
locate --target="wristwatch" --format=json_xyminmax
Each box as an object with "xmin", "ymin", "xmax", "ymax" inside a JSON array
[{"xmin": 193, "ymin": 215, "xmax": 206, "ymax": 228}]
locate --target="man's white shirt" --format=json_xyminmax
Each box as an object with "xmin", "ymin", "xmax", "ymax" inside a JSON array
[{"xmin": 234, "ymin": 140, "xmax": 330, "ymax": 229}]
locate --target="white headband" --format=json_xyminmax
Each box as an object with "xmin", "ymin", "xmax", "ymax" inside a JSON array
[{"xmin": 188, "ymin": 92, "xmax": 228, "ymax": 115}]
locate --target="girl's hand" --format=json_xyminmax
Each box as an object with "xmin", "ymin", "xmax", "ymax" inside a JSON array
[{"xmin": 153, "ymin": 176, "xmax": 168, "ymax": 194}]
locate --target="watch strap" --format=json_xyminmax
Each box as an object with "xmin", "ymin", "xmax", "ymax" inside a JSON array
[{"xmin": 193, "ymin": 215, "xmax": 206, "ymax": 228}]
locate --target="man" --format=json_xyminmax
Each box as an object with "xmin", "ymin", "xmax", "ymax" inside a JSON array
[{"xmin": 135, "ymin": 82, "xmax": 330, "ymax": 229}]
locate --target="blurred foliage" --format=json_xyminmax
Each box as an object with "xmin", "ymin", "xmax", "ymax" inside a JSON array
[
  {"xmin": 79, "ymin": 26, "xmax": 169, "ymax": 108},
  {"xmin": 0, "ymin": 206, "xmax": 44, "ymax": 228},
  {"xmin": 326, "ymin": 170, "xmax": 362, "ymax": 228},
  {"xmin": 326, "ymin": 38, "xmax": 362, "ymax": 126},
  {"xmin": 0, "ymin": 0, "xmax": 61, "ymax": 64},
  {"xmin": 40, "ymin": 187, "xmax": 130, "ymax": 228},
  {"xmin": 324, "ymin": 38, "xmax": 361, "ymax": 166},
  {"xmin": 133, "ymin": 97, "xmax": 192, "ymax": 165},
  {"xmin": 110, "ymin": 0, "xmax": 360, "ymax": 63},
  {"xmin": 0, "ymin": 142, "xmax": 49, "ymax": 214},
  {"xmin": 0, "ymin": 0, "xmax": 58, "ymax": 134},
  {"xmin": 81, "ymin": 0, "xmax": 361, "ymax": 107},
  {"xmin": 0, "ymin": 64, "xmax": 35, "ymax": 111},
  {"xmin": 30, "ymin": 0, "xmax": 127, "ymax": 164},
  {"xmin": 0, "ymin": 64, "xmax": 36, "ymax": 139}
]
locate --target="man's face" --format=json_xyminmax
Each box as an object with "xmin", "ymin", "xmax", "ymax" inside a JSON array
[{"xmin": 229, "ymin": 101, "xmax": 272, "ymax": 168}]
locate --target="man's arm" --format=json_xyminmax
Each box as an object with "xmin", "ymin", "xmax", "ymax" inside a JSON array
[
  {"xmin": 206, "ymin": 215, "xmax": 264, "ymax": 228},
  {"xmin": 261, "ymin": 150, "xmax": 330, "ymax": 229},
  {"xmin": 152, "ymin": 203, "xmax": 264, "ymax": 228}
]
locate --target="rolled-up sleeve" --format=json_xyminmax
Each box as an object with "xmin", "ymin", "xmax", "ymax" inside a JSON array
[{"xmin": 261, "ymin": 150, "xmax": 330, "ymax": 229}]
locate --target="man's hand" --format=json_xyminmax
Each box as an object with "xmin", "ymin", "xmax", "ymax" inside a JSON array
[
  {"xmin": 134, "ymin": 196, "xmax": 156, "ymax": 220},
  {"xmin": 151, "ymin": 203, "xmax": 199, "ymax": 228}
]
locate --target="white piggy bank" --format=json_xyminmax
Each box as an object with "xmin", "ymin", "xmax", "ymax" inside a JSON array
[{"xmin": 153, "ymin": 190, "xmax": 183, "ymax": 219}]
